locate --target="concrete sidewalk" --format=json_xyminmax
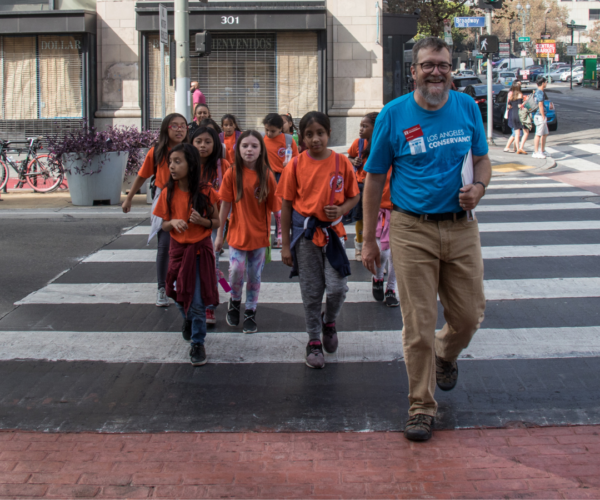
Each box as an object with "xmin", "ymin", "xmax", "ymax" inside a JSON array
[{"xmin": 0, "ymin": 426, "xmax": 598, "ymax": 499}]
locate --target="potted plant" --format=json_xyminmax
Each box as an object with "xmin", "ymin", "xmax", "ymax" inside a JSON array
[
  {"xmin": 47, "ymin": 125, "xmax": 136, "ymax": 206},
  {"xmin": 120, "ymin": 127, "xmax": 159, "ymax": 196}
]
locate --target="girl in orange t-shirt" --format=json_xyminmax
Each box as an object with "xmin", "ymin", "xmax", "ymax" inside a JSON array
[
  {"xmin": 219, "ymin": 114, "xmax": 242, "ymax": 165},
  {"xmin": 214, "ymin": 131, "xmax": 281, "ymax": 335},
  {"xmin": 276, "ymin": 111, "xmax": 360, "ymax": 370},
  {"xmin": 122, "ymin": 113, "xmax": 187, "ymax": 308},
  {"xmin": 190, "ymin": 126, "xmax": 232, "ymax": 326},
  {"xmin": 262, "ymin": 113, "xmax": 299, "ymax": 249},
  {"xmin": 347, "ymin": 112, "xmax": 378, "ymax": 262},
  {"xmin": 152, "ymin": 144, "xmax": 220, "ymax": 366}
]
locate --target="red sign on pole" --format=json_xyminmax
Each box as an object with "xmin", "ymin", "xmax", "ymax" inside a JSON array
[{"xmin": 536, "ymin": 40, "xmax": 556, "ymax": 56}]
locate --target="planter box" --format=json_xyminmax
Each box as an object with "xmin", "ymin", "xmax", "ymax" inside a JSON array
[
  {"xmin": 64, "ymin": 152, "xmax": 129, "ymax": 206},
  {"xmin": 122, "ymin": 175, "xmax": 149, "ymax": 195}
]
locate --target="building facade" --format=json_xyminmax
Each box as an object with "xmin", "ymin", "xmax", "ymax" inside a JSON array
[{"xmin": 1, "ymin": 0, "xmax": 417, "ymax": 146}]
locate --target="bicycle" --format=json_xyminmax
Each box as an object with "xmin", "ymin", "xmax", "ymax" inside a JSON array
[{"xmin": 0, "ymin": 137, "xmax": 64, "ymax": 193}]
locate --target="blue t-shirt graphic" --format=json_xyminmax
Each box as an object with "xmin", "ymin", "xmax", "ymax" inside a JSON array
[{"xmin": 364, "ymin": 91, "xmax": 488, "ymax": 214}]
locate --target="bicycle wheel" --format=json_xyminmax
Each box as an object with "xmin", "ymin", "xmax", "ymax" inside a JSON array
[
  {"xmin": 26, "ymin": 154, "xmax": 64, "ymax": 193},
  {"xmin": 0, "ymin": 159, "xmax": 8, "ymax": 191}
]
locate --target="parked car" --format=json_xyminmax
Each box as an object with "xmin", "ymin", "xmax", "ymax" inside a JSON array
[
  {"xmin": 561, "ymin": 68, "xmax": 584, "ymax": 81},
  {"xmin": 542, "ymin": 67, "xmax": 571, "ymax": 83},
  {"xmin": 548, "ymin": 63, "xmax": 569, "ymax": 72},
  {"xmin": 492, "ymin": 87, "xmax": 557, "ymax": 134},
  {"xmin": 463, "ymin": 84, "xmax": 505, "ymax": 119},
  {"xmin": 454, "ymin": 69, "xmax": 476, "ymax": 77},
  {"xmin": 452, "ymin": 76, "xmax": 483, "ymax": 91},
  {"xmin": 495, "ymin": 71, "xmax": 518, "ymax": 85}
]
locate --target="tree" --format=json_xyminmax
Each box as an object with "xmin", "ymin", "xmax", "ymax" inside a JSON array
[{"xmin": 588, "ymin": 21, "xmax": 600, "ymax": 55}]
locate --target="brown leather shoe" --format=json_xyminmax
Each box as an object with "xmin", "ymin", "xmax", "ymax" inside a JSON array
[
  {"xmin": 404, "ymin": 414, "xmax": 434, "ymax": 441},
  {"xmin": 436, "ymin": 355, "xmax": 458, "ymax": 391}
]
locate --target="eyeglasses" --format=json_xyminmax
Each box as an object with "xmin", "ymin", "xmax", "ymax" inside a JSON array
[
  {"xmin": 168, "ymin": 124, "xmax": 187, "ymax": 131},
  {"xmin": 416, "ymin": 62, "xmax": 452, "ymax": 74}
]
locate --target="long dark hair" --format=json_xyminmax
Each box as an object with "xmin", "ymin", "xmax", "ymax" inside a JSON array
[
  {"xmin": 155, "ymin": 113, "xmax": 188, "ymax": 168},
  {"xmin": 233, "ymin": 130, "xmax": 271, "ymax": 203},
  {"xmin": 165, "ymin": 143, "xmax": 213, "ymax": 220},
  {"xmin": 299, "ymin": 111, "xmax": 331, "ymax": 138},
  {"xmin": 361, "ymin": 112, "xmax": 379, "ymax": 160},
  {"xmin": 199, "ymin": 118, "xmax": 222, "ymax": 134},
  {"xmin": 281, "ymin": 113, "xmax": 296, "ymax": 134},
  {"xmin": 222, "ymin": 114, "xmax": 242, "ymax": 132},
  {"xmin": 190, "ymin": 126, "xmax": 222, "ymax": 185}
]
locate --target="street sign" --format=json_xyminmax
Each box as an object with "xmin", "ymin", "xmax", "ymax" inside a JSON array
[
  {"xmin": 566, "ymin": 45, "xmax": 577, "ymax": 56},
  {"xmin": 576, "ymin": 54, "xmax": 598, "ymax": 59},
  {"xmin": 159, "ymin": 4, "xmax": 168, "ymax": 46},
  {"xmin": 500, "ymin": 52, "xmax": 510, "ymax": 57},
  {"xmin": 454, "ymin": 17, "xmax": 486, "ymax": 28},
  {"xmin": 443, "ymin": 19, "xmax": 453, "ymax": 46},
  {"xmin": 499, "ymin": 43, "xmax": 510, "ymax": 49},
  {"xmin": 518, "ymin": 37, "xmax": 530, "ymax": 43},
  {"xmin": 540, "ymin": 33, "xmax": 552, "ymax": 40},
  {"xmin": 536, "ymin": 40, "xmax": 555, "ymax": 57},
  {"xmin": 521, "ymin": 50, "xmax": 527, "ymax": 56},
  {"xmin": 476, "ymin": 54, "xmax": 484, "ymax": 59},
  {"xmin": 478, "ymin": 35, "xmax": 499, "ymax": 54}
]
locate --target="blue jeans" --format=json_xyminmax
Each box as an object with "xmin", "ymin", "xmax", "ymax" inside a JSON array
[{"xmin": 175, "ymin": 256, "xmax": 207, "ymax": 346}]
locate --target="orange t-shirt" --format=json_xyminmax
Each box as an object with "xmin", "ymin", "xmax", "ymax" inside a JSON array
[
  {"xmin": 380, "ymin": 168, "xmax": 393, "ymax": 210},
  {"xmin": 223, "ymin": 133, "xmax": 237, "ymax": 165},
  {"xmin": 138, "ymin": 146, "xmax": 171, "ymax": 190},
  {"xmin": 153, "ymin": 183, "xmax": 219, "ymax": 245},
  {"xmin": 204, "ymin": 158, "xmax": 231, "ymax": 192},
  {"xmin": 347, "ymin": 138, "xmax": 368, "ymax": 183},
  {"xmin": 219, "ymin": 166, "xmax": 282, "ymax": 251},
  {"xmin": 264, "ymin": 134, "xmax": 299, "ymax": 174},
  {"xmin": 276, "ymin": 151, "xmax": 360, "ymax": 247}
]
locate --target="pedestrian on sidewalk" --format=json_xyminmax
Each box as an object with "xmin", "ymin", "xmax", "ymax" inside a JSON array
[
  {"xmin": 278, "ymin": 112, "xmax": 360, "ymax": 369},
  {"xmin": 188, "ymin": 103, "xmax": 211, "ymax": 138},
  {"xmin": 361, "ymin": 37, "xmax": 490, "ymax": 442},
  {"xmin": 122, "ymin": 113, "xmax": 188, "ymax": 307},
  {"xmin": 214, "ymin": 131, "xmax": 280, "ymax": 334},
  {"xmin": 190, "ymin": 81, "xmax": 206, "ymax": 110},
  {"xmin": 347, "ymin": 113, "xmax": 378, "ymax": 261},
  {"xmin": 507, "ymin": 82, "xmax": 527, "ymax": 155},
  {"xmin": 190, "ymin": 126, "xmax": 232, "ymax": 327},
  {"xmin": 532, "ymin": 76, "xmax": 550, "ymax": 159},
  {"xmin": 262, "ymin": 113, "xmax": 299, "ymax": 249},
  {"xmin": 153, "ymin": 144, "xmax": 220, "ymax": 366},
  {"xmin": 220, "ymin": 115, "xmax": 243, "ymax": 166},
  {"xmin": 503, "ymin": 81, "xmax": 521, "ymax": 153}
]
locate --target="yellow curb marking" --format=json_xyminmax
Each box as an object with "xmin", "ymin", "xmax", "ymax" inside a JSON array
[{"xmin": 492, "ymin": 163, "xmax": 535, "ymax": 172}]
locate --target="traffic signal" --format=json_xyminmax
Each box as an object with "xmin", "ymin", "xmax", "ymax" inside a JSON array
[
  {"xmin": 478, "ymin": 0, "xmax": 503, "ymax": 9},
  {"xmin": 195, "ymin": 31, "xmax": 212, "ymax": 56}
]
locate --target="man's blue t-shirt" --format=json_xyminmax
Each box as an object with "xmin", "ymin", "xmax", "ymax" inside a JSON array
[
  {"xmin": 364, "ymin": 91, "xmax": 488, "ymax": 214},
  {"xmin": 534, "ymin": 89, "xmax": 545, "ymax": 118}
]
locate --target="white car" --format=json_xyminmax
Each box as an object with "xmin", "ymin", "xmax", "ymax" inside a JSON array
[
  {"xmin": 561, "ymin": 68, "xmax": 583, "ymax": 81},
  {"xmin": 545, "ymin": 67, "xmax": 571, "ymax": 83},
  {"xmin": 454, "ymin": 70, "xmax": 476, "ymax": 77},
  {"xmin": 495, "ymin": 71, "xmax": 517, "ymax": 85}
]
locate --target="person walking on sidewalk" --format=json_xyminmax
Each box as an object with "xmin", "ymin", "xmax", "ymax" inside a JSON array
[
  {"xmin": 532, "ymin": 76, "xmax": 550, "ymax": 159},
  {"xmin": 361, "ymin": 37, "xmax": 490, "ymax": 442}
]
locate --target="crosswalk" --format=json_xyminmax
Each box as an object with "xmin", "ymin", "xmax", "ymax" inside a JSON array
[
  {"xmin": 3, "ymin": 173, "xmax": 600, "ymax": 368},
  {"xmin": 545, "ymin": 143, "xmax": 600, "ymax": 171}
]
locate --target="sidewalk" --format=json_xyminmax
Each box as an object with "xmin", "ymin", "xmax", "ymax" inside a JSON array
[{"xmin": 0, "ymin": 426, "xmax": 598, "ymax": 499}]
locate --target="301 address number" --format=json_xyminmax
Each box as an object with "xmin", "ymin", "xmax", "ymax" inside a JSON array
[{"xmin": 221, "ymin": 16, "xmax": 240, "ymax": 24}]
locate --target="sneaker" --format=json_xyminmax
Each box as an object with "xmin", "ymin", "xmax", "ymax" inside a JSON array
[
  {"xmin": 372, "ymin": 278, "xmax": 385, "ymax": 302},
  {"xmin": 385, "ymin": 289, "xmax": 400, "ymax": 307},
  {"xmin": 435, "ymin": 355, "xmax": 458, "ymax": 391},
  {"xmin": 156, "ymin": 287, "xmax": 169, "ymax": 307},
  {"xmin": 243, "ymin": 309, "xmax": 258, "ymax": 334},
  {"xmin": 206, "ymin": 308, "xmax": 216, "ymax": 325},
  {"xmin": 404, "ymin": 414, "xmax": 434, "ymax": 442},
  {"xmin": 321, "ymin": 313, "xmax": 338, "ymax": 354},
  {"xmin": 542, "ymin": 150, "xmax": 551, "ymax": 157},
  {"xmin": 181, "ymin": 319, "xmax": 192, "ymax": 342},
  {"xmin": 226, "ymin": 298, "xmax": 241, "ymax": 327},
  {"xmin": 355, "ymin": 243, "xmax": 362, "ymax": 261},
  {"xmin": 305, "ymin": 340, "xmax": 325, "ymax": 369},
  {"xmin": 538, "ymin": 153, "xmax": 546, "ymax": 159},
  {"xmin": 190, "ymin": 343, "xmax": 207, "ymax": 366}
]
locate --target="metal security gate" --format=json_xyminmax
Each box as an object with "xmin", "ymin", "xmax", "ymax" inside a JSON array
[
  {"xmin": 0, "ymin": 34, "xmax": 86, "ymax": 139},
  {"xmin": 146, "ymin": 32, "xmax": 318, "ymax": 131}
]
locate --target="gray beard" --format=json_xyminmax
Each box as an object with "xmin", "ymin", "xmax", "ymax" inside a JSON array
[{"xmin": 417, "ymin": 80, "xmax": 450, "ymax": 106}]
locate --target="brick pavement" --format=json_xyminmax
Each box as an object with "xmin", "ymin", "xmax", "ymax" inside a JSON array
[{"xmin": 0, "ymin": 426, "xmax": 599, "ymax": 499}]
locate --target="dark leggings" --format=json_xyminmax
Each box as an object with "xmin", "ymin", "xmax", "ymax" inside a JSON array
[{"xmin": 157, "ymin": 229, "xmax": 171, "ymax": 289}]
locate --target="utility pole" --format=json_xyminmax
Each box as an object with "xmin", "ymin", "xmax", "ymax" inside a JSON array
[
  {"xmin": 516, "ymin": 3, "xmax": 530, "ymax": 78},
  {"xmin": 486, "ymin": 9, "xmax": 493, "ymax": 145},
  {"xmin": 174, "ymin": 0, "xmax": 190, "ymax": 121}
]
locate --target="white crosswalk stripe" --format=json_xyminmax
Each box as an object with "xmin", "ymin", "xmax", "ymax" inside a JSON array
[
  {"xmin": 8, "ymin": 175, "xmax": 600, "ymax": 365},
  {"xmin": 545, "ymin": 144, "xmax": 600, "ymax": 172}
]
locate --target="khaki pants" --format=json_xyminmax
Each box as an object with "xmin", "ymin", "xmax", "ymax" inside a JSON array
[{"xmin": 390, "ymin": 211, "xmax": 486, "ymax": 417}]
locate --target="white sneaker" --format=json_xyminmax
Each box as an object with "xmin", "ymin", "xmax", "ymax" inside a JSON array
[
  {"xmin": 542, "ymin": 150, "xmax": 550, "ymax": 157},
  {"xmin": 156, "ymin": 287, "xmax": 169, "ymax": 307}
]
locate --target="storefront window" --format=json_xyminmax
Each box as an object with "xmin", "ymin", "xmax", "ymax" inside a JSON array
[
  {"xmin": 1, "ymin": 34, "xmax": 83, "ymax": 120},
  {"xmin": 0, "ymin": 1, "xmax": 49, "ymax": 12},
  {"xmin": 146, "ymin": 31, "xmax": 319, "ymax": 130}
]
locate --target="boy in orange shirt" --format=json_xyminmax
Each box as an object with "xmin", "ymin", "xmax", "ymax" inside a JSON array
[
  {"xmin": 215, "ymin": 131, "xmax": 281, "ymax": 334},
  {"xmin": 262, "ymin": 113, "xmax": 299, "ymax": 249},
  {"xmin": 278, "ymin": 112, "xmax": 360, "ymax": 369},
  {"xmin": 347, "ymin": 112, "xmax": 378, "ymax": 261},
  {"xmin": 153, "ymin": 144, "xmax": 220, "ymax": 366}
]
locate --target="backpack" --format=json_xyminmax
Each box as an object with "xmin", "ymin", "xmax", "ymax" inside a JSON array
[
  {"xmin": 219, "ymin": 130, "xmax": 242, "ymax": 157},
  {"xmin": 261, "ymin": 132, "xmax": 294, "ymax": 151}
]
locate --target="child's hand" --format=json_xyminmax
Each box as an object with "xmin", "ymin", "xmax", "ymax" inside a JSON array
[
  {"xmin": 214, "ymin": 234, "xmax": 224, "ymax": 253},
  {"xmin": 324, "ymin": 205, "xmax": 344, "ymax": 220},
  {"xmin": 281, "ymin": 245, "xmax": 293, "ymax": 267},
  {"xmin": 352, "ymin": 157, "xmax": 362, "ymax": 167},
  {"xmin": 172, "ymin": 219, "xmax": 188, "ymax": 233},
  {"xmin": 189, "ymin": 209, "xmax": 204, "ymax": 225}
]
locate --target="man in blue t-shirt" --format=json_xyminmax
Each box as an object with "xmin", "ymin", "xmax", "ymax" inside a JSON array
[
  {"xmin": 361, "ymin": 37, "xmax": 491, "ymax": 443},
  {"xmin": 532, "ymin": 76, "xmax": 549, "ymax": 159}
]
